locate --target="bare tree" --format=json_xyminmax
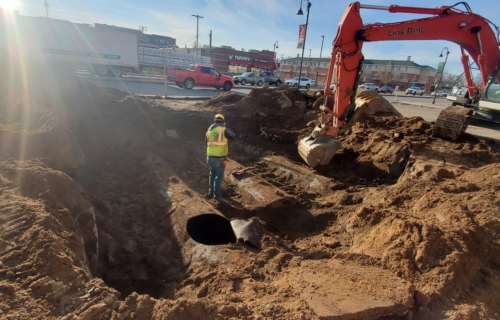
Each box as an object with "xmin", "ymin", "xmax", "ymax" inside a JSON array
[
  {"xmin": 378, "ymin": 61, "xmax": 392, "ymax": 86},
  {"xmin": 439, "ymin": 71, "xmax": 465, "ymax": 89}
]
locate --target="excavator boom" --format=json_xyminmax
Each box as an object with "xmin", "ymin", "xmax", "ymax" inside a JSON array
[{"xmin": 298, "ymin": 1, "xmax": 500, "ymax": 167}]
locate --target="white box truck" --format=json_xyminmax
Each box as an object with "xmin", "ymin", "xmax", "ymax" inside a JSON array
[{"xmin": 0, "ymin": 10, "xmax": 139, "ymax": 77}]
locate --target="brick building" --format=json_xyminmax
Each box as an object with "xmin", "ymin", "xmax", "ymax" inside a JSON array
[
  {"xmin": 361, "ymin": 58, "xmax": 436, "ymax": 92},
  {"xmin": 279, "ymin": 56, "xmax": 329, "ymax": 82},
  {"xmin": 279, "ymin": 56, "xmax": 436, "ymax": 92},
  {"xmin": 201, "ymin": 47, "xmax": 276, "ymax": 74}
]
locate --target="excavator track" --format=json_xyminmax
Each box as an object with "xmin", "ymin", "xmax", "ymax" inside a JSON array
[{"xmin": 432, "ymin": 106, "xmax": 473, "ymax": 141}]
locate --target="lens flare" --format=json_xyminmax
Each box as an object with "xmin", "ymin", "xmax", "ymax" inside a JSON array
[{"xmin": 0, "ymin": 0, "xmax": 18, "ymax": 10}]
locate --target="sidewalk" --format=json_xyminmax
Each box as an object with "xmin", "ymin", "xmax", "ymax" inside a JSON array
[{"xmin": 392, "ymin": 98, "xmax": 450, "ymax": 110}]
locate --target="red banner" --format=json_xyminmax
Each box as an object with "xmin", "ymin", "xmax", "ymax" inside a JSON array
[{"xmin": 297, "ymin": 24, "xmax": 306, "ymax": 49}]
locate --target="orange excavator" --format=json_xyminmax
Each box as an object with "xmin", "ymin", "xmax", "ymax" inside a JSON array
[{"xmin": 299, "ymin": 2, "xmax": 500, "ymax": 167}]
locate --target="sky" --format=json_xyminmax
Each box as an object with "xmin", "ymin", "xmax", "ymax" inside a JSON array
[{"xmin": 2, "ymin": 0, "xmax": 499, "ymax": 76}]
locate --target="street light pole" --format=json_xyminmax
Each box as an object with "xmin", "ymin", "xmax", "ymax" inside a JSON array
[
  {"xmin": 192, "ymin": 15, "xmax": 204, "ymax": 53},
  {"xmin": 432, "ymin": 47, "xmax": 450, "ymax": 104},
  {"xmin": 315, "ymin": 35, "xmax": 324, "ymax": 86},
  {"xmin": 273, "ymin": 41, "xmax": 279, "ymax": 75},
  {"xmin": 297, "ymin": 0, "xmax": 311, "ymax": 89}
]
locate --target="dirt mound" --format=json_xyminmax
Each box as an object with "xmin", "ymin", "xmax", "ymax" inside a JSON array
[
  {"xmin": 1, "ymin": 64, "xmax": 500, "ymax": 320},
  {"xmin": 192, "ymin": 87, "xmax": 314, "ymax": 148},
  {"xmin": 197, "ymin": 86, "xmax": 309, "ymax": 120}
]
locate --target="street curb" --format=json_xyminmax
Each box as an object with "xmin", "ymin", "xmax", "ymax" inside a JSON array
[
  {"xmin": 164, "ymin": 96, "xmax": 212, "ymax": 101},
  {"xmin": 394, "ymin": 101, "xmax": 449, "ymax": 110},
  {"xmin": 77, "ymin": 74, "xmax": 172, "ymax": 85},
  {"xmin": 138, "ymin": 95, "xmax": 212, "ymax": 101}
]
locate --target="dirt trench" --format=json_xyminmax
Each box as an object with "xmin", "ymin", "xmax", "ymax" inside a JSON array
[{"xmin": 1, "ymin": 65, "xmax": 500, "ymax": 320}]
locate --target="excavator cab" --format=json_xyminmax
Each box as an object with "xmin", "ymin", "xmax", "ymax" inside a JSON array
[{"xmin": 484, "ymin": 64, "xmax": 500, "ymax": 103}]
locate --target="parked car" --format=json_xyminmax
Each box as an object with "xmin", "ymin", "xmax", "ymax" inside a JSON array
[
  {"xmin": 285, "ymin": 77, "xmax": 312, "ymax": 89},
  {"xmin": 259, "ymin": 71, "xmax": 283, "ymax": 86},
  {"xmin": 233, "ymin": 72, "xmax": 264, "ymax": 86},
  {"xmin": 378, "ymin": 86, "xmax": 394, "ymax": 94},
  {"xmin": 431, "ymin": 90, "xmax": 448, "ymax": 97},
  {"xmin": 358, "ymin": 83, "xmax": 379, "ymax": 90},
  {"xmin": 167, "ymin": 64, "xmax": 234, "ymax": 91},
  {"xmin": 405, "ymin": 87, "xmax": 425, "ymax": 96}
]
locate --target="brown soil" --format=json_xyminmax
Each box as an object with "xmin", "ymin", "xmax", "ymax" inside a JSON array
[{"xmin": 1, "ymin": 64, "xmax": 500, "ymax": 320}]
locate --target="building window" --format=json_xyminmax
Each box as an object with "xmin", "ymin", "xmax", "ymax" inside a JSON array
[
  {"xmin": 398, "ymin": 67, "xmax": 402, "ymax": 71},
  {"xmin": 324, "ymin": 63, "xmax": 327, "ymax": 67},
  {"xmin": 375, "ymin": 65, "xmax": 378, "ymax": 70},
  {"xmin": 305, "ymin": 62, "xmax": 308, "ymax": 66},
  {"xmin": 405, "ymin": 67, "xmax": 408, "ymax": 71}
]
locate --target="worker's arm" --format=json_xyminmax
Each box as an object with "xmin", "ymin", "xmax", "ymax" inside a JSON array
[{"xmin": 224, "ymin": 127, "xmax": 236, "ymax": 140}]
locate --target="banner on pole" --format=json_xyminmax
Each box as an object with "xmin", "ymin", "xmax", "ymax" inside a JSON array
[{"xmin": 297, "ymin": 24, "xmax": 306, "ymax": 49}]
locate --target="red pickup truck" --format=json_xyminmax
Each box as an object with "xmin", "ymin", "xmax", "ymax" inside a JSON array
[{"xmin": 167, "ymin": 64, "xmax": 234, "ymax": 91}]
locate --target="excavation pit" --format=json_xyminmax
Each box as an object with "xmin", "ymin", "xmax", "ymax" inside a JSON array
[
  {"xmin": 2, "ymin": 65, "xmax": 500, "ymax": 319},
  {"xmin": 186, "ymin": 214, "xmax": 236, "ymax": 246}
]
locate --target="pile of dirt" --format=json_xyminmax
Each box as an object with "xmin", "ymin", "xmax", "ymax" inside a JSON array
[
  {"xmin": 196, "ymin": 87, "xmax": 312, "ymax": 138},
  {"xmin": 1, "ymin": 64, "xmax": 500, "ymax": 320}
]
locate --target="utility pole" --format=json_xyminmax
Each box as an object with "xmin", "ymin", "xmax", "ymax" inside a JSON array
[
  {"xmin": 316, "ymin": 35, "xmax": 324, "ymax": 86},
  {"xmin": 191, "ymin": 15, "xmax": 204, "ymax": 53},
  {"xmin": 209, "ymin": 30, "xmax": 212, "ymax": 60},
  {"xmin": 44, "ymin": 0, "xmax": 49, "ymax": 18},
  {"xmin": 139, "ymin": 26, "xmax": 148, "ymax": 33}
]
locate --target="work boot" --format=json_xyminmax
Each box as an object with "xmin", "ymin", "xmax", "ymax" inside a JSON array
[{"xmin": 204, "ymin": 192, "xmax": 213, "ymax": 199}]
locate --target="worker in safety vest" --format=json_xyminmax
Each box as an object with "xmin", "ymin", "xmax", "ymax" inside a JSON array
[{"xmin": 205, "ymin": 114, "xmax": 235, "ymax": 201}]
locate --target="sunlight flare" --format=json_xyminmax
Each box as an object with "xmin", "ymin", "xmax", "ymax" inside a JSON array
[{"xmin": 0, "ymin": 0, "xmax": 18, "ymax": 10}]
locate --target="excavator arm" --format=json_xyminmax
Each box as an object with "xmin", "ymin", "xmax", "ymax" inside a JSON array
[{"xmin": 299, "ymin": 2, "xmax": 500, "ymax": 167}]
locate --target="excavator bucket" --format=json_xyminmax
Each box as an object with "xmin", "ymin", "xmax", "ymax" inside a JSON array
[
  {"xmin": 298, "ymin": 89, "xmax": 401, "ymax": 167},
  {"xmin": 298, "ymin": 135, "xmax": 342, "ymax": 167}
]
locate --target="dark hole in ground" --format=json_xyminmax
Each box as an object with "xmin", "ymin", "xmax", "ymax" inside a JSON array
[{"xmin": 187, "ymin": 214, "xmax": 237, "ymax": 245}]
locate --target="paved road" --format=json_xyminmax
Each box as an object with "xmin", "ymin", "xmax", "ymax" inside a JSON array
[
  {"xmin": 83, "ymin": 75, "xmax": 498, "ymax": 143},
  {"xmin": 83, "ymin": 75, "xmax": 448, "ymax": 102},
  {"xmin": 386, "ymin": 94, "xmax": 448, "ymax": 104},
  {"xmin": 82, "ymin": 76, "xmax": 253, "ymax": 97}
]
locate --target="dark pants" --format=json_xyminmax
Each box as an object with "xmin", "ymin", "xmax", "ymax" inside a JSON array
[{"xmin": 207, "ymin": 156, "xmax": 225, "ymax": 199}]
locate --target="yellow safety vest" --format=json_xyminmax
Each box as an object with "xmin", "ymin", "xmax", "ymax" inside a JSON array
[{"xmin": 206, "ymin": 126, "xmax": 228, "ymax": 156}]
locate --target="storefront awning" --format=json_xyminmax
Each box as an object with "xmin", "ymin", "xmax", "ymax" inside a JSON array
[{"xmin": 252, "ymin": 61, "xmax": 271, "ymax": 69}]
